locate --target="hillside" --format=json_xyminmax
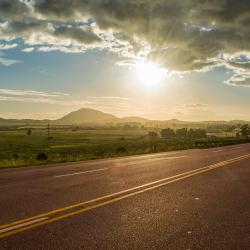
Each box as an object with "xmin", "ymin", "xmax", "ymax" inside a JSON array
[
  {"xmin": 118, "ymin": 116, "xmax": 149, "ymax": 123},
  {"xmin": 54, "ymin": 108, "xmax": 118, "ymax": 125},
  {"xmin": 0, "ymin": 108, "xmax": 249, "ymax": 127},
  {"xmin": 0, "ymin": 118, "xmax": 49, "ymax": 126}
]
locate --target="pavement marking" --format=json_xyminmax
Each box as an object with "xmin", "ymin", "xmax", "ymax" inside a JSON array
[
  {"xmin": 0, "ymin": 153, "xmax": 249, "ymax": 239},
  {"xmin": 0, "ymin": 217, "xmax": 48, "ymax": 234},
  {"xmin": 165, "ymin": 156, "xmax": 189, "ymax": 160},
  {"xmin": 54, "ymin": 168, "xmax": 107, "ymax": 178},
  {"xmin": 125, "ymin": 155, "xmax": 189, "ymax": 166},
  {"xmin": 0, "ymin": 163, "xmax": 205, "ymax": 231},
  {"xmin": 54, "ymin": 156, "xmax": 189, "ymax": 177}
]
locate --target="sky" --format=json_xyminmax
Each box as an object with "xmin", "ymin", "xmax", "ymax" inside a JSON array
[{"xmin": 0, "ymin": 0, "xmax": 249, "ymax": 121}]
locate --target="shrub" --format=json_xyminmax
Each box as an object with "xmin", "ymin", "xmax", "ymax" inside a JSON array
[
  {"xmin": 13, "ymin": 154, "xmax": 18, "ymax": 161},
  {"xmin": 116, "ymin": 146, "xmax": 127, "ymax": 154},
  {"xmin": 36, "ymin": 152, "xmax": 48, "ymax": 161},
  {"xmin": 94, "ymin": 150, "xmax": 105, "ymax": 157},
  {"xmin": 148, "ymin": 131, "xmax": 158, "ymax": 139},
  {"xmin": 161, "ymin": 128, "xmax": 175, "ymax": 138}
]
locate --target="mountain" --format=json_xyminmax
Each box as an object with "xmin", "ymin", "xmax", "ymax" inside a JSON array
[
  {"xmin": 119, "ymin": 116, "xmax": 149, "ymax": 123},
  {"xmin": 54, "ymin": 108, "xmax": 118, "ymax": 125},
  {"xmin": 0, "ymin": 108, "xmax": 249, "ymax": 126},
  {"xmin": 0, "ymin": 118, "xmax": 49, "ymax": 126}
]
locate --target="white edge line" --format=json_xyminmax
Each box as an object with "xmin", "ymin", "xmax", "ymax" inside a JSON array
[
  {"xmin": 54, "ymin": 156, "xmax": 188, "ymax": 178},
  {"xmin": 54, "ymin": 168, "xmax": 107, "ymax": 178},
  {"xmin": 0, "ymin": 217, "xmax": 48, "ymax": 234},
  {"xmin": 165, "ymin": 156, "xmax": 189, "ymax": 160},
  {"xmin": 126, "ymin": 155, "xmax": 189, "ymax": 166},
  {"xmin": 1, "ymin": 153, "xmax": 250, "ymax": 234}
]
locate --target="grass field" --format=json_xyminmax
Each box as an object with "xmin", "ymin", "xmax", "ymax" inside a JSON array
[{"xmin": 0, "ymin": 127, "xmax": 249, "ymax": 169}]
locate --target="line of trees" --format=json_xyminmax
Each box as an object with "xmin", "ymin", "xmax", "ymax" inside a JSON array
[
  {"xmin": 240, "ymin": 124, "xmax": 250, "ymax": 137},
  {"xmin": 160, "ymin": 128, "xmax": 207, "ymax": 139}
]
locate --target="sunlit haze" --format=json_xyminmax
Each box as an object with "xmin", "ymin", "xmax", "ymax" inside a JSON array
[
  {"xmin": 0, "ymin": 0, "xmax": 249, "ymax": 121},
  {"xmin": 1, "ymin": 2, "xmax": 250, "ymax": 248},
  {"xmin": 135, "ymin": 61, "xmax": 168, "ymax": 88}
]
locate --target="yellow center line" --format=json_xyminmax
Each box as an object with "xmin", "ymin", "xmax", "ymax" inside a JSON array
[
  {"xmin": 0, "ymin": 153, "xmax": 249, "ymax": 239},
  {"xmin": 0, "ymin": 154, "xmax": 249, "ymax": 230},
  {"xmin": 0, "ymin": 163, "xmax": 207, "ymax": 230}
]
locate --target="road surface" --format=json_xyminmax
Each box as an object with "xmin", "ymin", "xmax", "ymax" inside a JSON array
[{"xmin": 0, "ymin": 144, "xmax": 250, "ymax": 249}]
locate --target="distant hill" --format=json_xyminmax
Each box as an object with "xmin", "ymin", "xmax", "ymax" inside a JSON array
[
  {"xmin": 0, "ymin": 118, "xmax": 49, "ymax": 126},
  {"xmin": 0, "ymin": 108, "xmax": 249, "ymax": 127},
  {"xmin": 54, "ymin": 108, "xmax": 117, "ymax": 125},
  {"xmin": 118, "ymin": 116, "xmax": 149, "ymax": 124}
]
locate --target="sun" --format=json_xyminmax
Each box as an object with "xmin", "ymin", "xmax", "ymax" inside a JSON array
[{"xmin": 135, "ymin": 61, "xmax": 167, "ymax": 87}]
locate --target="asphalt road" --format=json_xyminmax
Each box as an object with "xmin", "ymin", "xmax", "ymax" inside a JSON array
[{"xmin": 0, "ymin": 144, "xmax": 250, "ymax": 249}]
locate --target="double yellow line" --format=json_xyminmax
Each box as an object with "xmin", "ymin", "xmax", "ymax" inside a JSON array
[{"xmin": 0, "ymin": 153, "xmax": 249, "ymax": 239}]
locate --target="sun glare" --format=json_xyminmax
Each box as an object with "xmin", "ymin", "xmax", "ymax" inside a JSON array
[{"xmin": 135, "ymin": 61, "xmax": 167, "ymax": 87}]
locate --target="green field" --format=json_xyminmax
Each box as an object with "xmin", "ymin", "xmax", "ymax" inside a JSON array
[{"xmin": 0, "ymin": 127, "xmax": 249, "ymax": 169}]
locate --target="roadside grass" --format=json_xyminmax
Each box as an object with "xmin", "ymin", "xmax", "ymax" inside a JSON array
[{"xmin": 0, "ymin": 129, "xmax": 249, "ymax": 169}]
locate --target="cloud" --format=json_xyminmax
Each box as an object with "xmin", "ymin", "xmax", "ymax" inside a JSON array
[
  {"xmin": 0, "ymin": 43, "xmax": 18, "ymax": 50},
  {"xmin": 0, "ymin": 52, "xmax": 21, "ymax": 66},
  {"xmin": 0, "ymin": 88, "xmax": 68, "ymax": 97},
  {"xmin": 88, "ymin": 96, "xmax": 129, "ymax": 101},
  {"xmin": 0, "ymin": 0, "xmax": 249, "ymax": 76},
  {"xmin": 0, "ymin": 88, "xmax": 94, "ymax": 107},
  {"xmin": 0, "ymin": 89, "xmax": 130, "ymax": 116},
  {"xmin": 0, "ymin": 0, "xmax": 31, "ymax": 20},
  {"xmin": 223, "ymin": 53, "xmax": 250, "ymax": 87},
  {"xmin": 0, "ymin": 57, "xmax": 20, "ymax": 66},
  {"xmin": 0, "ymin": 94, "xmax": 88, "ymax": 106},
  {"xmin": 184, "ymin": 104, "xmax": 209, "ymax": 109},
  {"xmin": 225, "ymin": 74, "xmax": 250, "ymax": 87},
  {"xmin": 148, "ymin": 48, "xmax": 218, "ymax": 72},
  {"xmin": 0, "ymin": 95, "xmax": 58, "ymax": 104},
  {"xmin": 53, "ymin": 25, "xmax": 101, "ymax": 44},
  {"xmin": 22, "ymin": 47, "xmax": 34, "ymax": 53},
  {"xmin": 176, "ymin": 104, "xmax": 210, "ymax": 114}
]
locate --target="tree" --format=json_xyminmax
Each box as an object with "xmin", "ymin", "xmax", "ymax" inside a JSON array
[
  {"xmin": 27, "ymin": 128, "xmax": 32, "ymax": 136},
  {"xmin": 148, "ymin": 131, "xmax": 158, "ymax": 140},
  {"xmin": 176, "ymin": 128, "xmax": 188, "ymax": 138},
  {"xmin": 161, "ymin": 128, "xmax": 175, "ymax": 138},
  {"xmin": 188, "ymin": 128, "xmax": 206, "ymax": 138},
  {"xmin": 240, "ymin": 124, "xmax": 250, "ymax": 137}
]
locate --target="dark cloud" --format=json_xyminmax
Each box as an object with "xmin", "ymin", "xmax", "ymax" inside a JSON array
[
  {"xmin": 148, "ymin": 48, "xmax": 217, "ymax": 72},
  {"xmin": 0, "ymin": 0, "xmax": 249, "ymax": 75},
  {"xmin": 0, "ymin": 0, "xmax": 31, "ymax": 19},
  {"xmin": 1, "ymin": 21, "xmax": 45, "ymax": 36},
  {"xmin": 53, "ymin": 26, "xmax": 101, "ymax": 44},
  {"xmin": 226, "ymin": 55, "xmax": 250, "ymax": 71}
]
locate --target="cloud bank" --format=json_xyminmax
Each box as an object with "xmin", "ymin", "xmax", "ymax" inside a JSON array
[{"xmin": 0, "ymin": 0, "xmax": 249, "ymax": 82}]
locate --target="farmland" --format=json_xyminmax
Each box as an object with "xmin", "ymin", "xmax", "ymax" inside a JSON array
[{"xmin": 1, "ymin": 125, "xmax": 249, "ymax": 169}]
